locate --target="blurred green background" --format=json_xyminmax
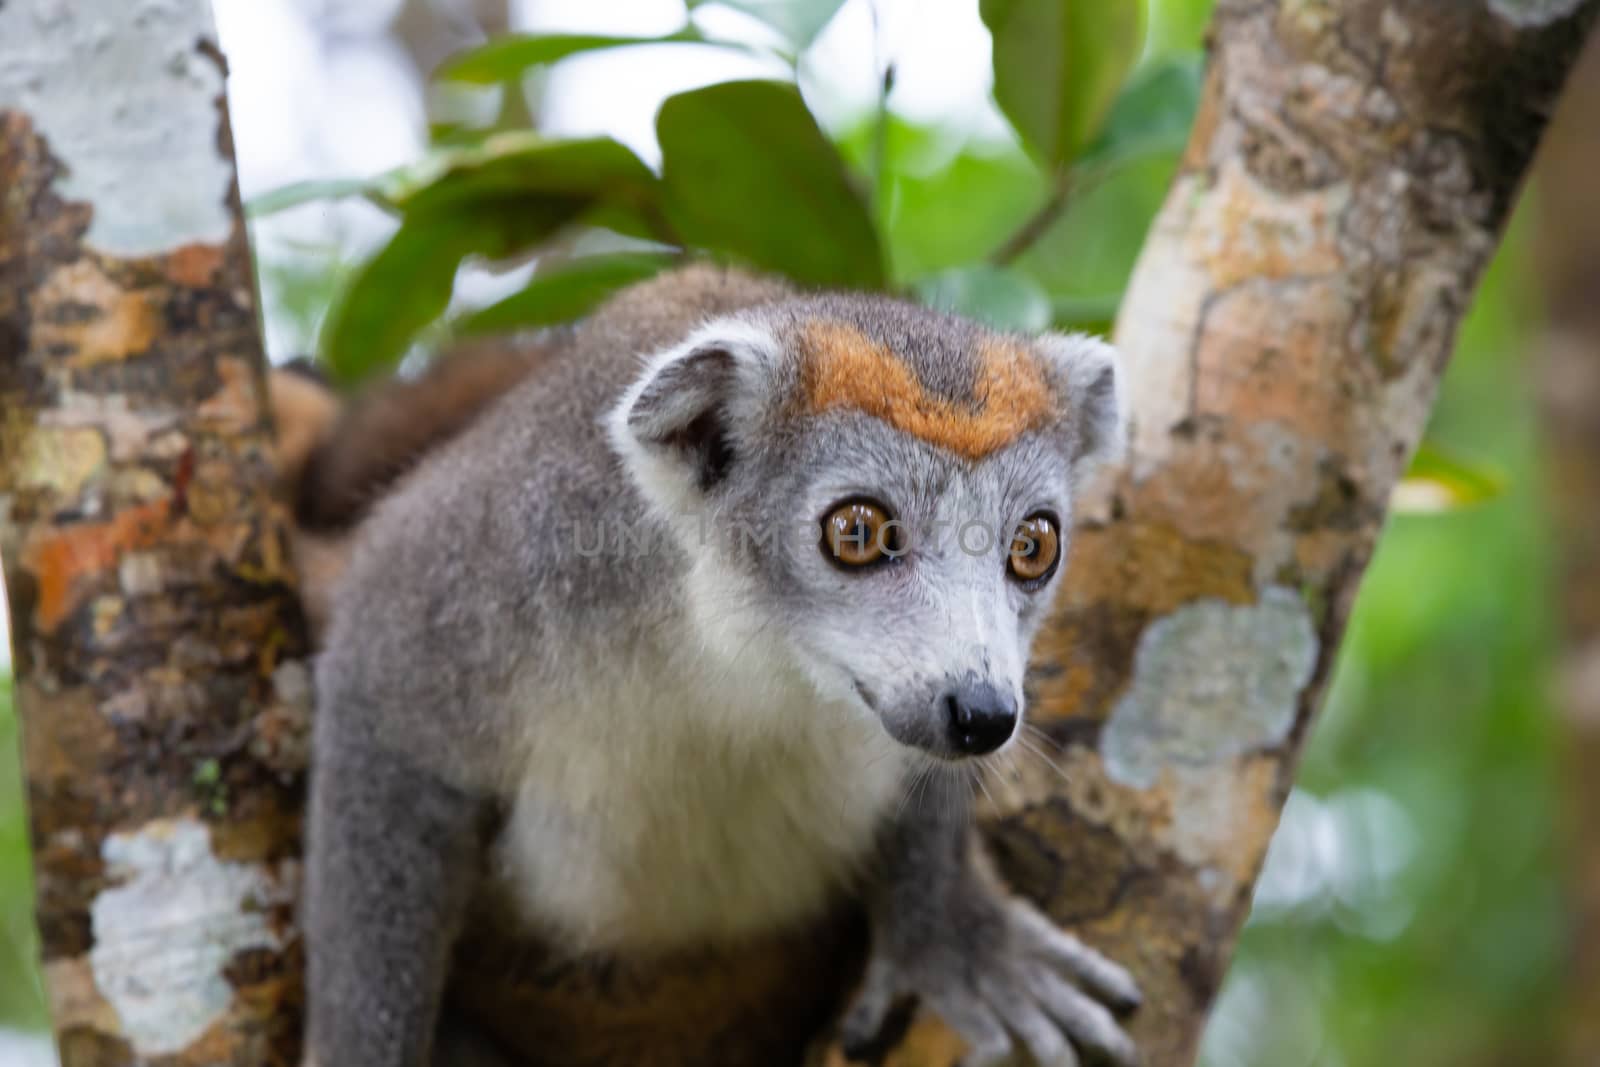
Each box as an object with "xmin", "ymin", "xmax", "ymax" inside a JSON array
[{"xmin": 0, "ymin": 1, "xmax": 1581, "ymax": 1064}]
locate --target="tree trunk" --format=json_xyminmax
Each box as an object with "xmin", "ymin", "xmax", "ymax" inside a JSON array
[
  {"xmin": 1531, "ymin": 28, "xmax": 1600, "ymax": 1066},
  {"xmin": 0, "ymin": 3, "xmax": 310, "ymax": 1065},
  {"xmin": 867, "ymin": 2, "xmax": 1598, "ymax": 1064}
]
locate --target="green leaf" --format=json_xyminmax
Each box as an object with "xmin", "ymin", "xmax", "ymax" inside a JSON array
[
  {"xmin": 248, "ymin": 135, "xmax": 662, "ymax": 226},
  {"xmin": 246, "ymin": 177, "xmax": 386, "ymax": 218},
  {"xmin": 657, "ymin": 80, "xmax": 884, "ymax": 288},
  {"xmin": 321, "ymin": 200, "xmax": 582, "ymax": 383},
  {"xmin": 834, "ymin": 116, "xmax": 1049, "ymax": 284},
  {"xmin": 455, "ymin": 253, "xmax": 678, "ymax": 336},
  {"xmin": 687, "ymin": 0, "xmax": 847, "ymax": 50},
  {"xmin": 1147, "ymin": 0, "xmax": 1214, "ymax": 56},
  {"xmin": 439, "ymin": 27, "xmax": 713, "ymax": 84},
  {"xmin": 318, "ymin": 135, "xmax": 665, "ymax": 379},
  {"xmin": 1017, "ymin": 151, "xmax": 1179, "ymax": 304},
  {"xmin": 1077, "ymin": 53, "xmax": 1203, "ymax": 172},
  {"xmin": 382, "ymin": 133, "xmax": 658, "ymax": 217},
  {"xmin": 1391, "ymin": 441, "xmax": 1507, "ymax": 514},
  {"xmin": 914, "ymin": 265, "xmax": 1053, "ymax": 332},
  {"xmin": 1051, "ymin": 291, "xmax": 1123, "ymax": 329},
  {"xmin": 981, "ymin": 0, "xmax": 1147, "ymax": 167}
]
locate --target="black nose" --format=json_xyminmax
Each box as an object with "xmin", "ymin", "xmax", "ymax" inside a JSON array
[{"xmin": 944, "ymin": 684, "xmax": 1017, "ymax": 756}]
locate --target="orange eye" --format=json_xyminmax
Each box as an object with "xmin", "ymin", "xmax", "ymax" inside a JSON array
[
  {"xmin": 822, "ymin": 500, "xmax": 897, "ymax": 568},
  {"xmin": 1008, "ymin": 513, "xmax": 1061, "ymax": 584}
]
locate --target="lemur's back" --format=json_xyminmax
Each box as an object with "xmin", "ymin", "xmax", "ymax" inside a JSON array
[{"xmin": 270, "ymin": 265, "xmax": 795, "ymax": 633}]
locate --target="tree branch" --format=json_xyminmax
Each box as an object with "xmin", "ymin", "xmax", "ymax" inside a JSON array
[
  {"xmin": 994, "ymin": 2, "xmax": 1599, "ymax": 1063},
  {"xmin": 990, "ymin": 169, "xmax": 1076, "ymax": 267}
]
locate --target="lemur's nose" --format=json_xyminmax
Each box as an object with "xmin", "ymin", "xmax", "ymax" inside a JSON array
[{"xmin": 944, "ymin": 683, "xmax": 1017, "ymax": 756}]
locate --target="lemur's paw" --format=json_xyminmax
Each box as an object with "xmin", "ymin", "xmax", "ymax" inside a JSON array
[{"xmin": 839, "ymin": 896, "xmax": 1141, "ymax": 1067}]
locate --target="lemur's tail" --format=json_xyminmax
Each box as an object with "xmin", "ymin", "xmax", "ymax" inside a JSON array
[{"xmin": 267, "ymin": 336, "xmax": 557, "ymax": 635}]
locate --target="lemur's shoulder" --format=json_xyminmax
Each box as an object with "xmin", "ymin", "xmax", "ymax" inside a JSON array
[
  {"xmin": 267, "ymin": 265, "xmax": 801, "ymax": 636},
  {"xmin": 281, "ymin": 335, "xmax": 564, "ymax": 535}
]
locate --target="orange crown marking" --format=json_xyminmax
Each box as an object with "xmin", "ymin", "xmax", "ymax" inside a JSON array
[{"xmin": 797, "ymin": 322, "xmax": 1054, "ymax": 460}]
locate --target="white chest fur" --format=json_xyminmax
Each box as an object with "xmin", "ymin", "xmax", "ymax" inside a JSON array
[{"xmin": 493, "ymin": 653, "xmax": 911, "ymax": 954}]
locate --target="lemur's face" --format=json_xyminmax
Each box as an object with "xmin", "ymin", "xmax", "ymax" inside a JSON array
[{"xmin": 610, "ymin": 297, "xmax": 1123, "ymax": 761}]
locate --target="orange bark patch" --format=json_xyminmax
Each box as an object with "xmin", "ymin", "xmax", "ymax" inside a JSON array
[
  {"xmin": 1190, "ymin": 279, "xmax": 1357, "ymax": 454},
  {"xmin": 166, "ymin": 242, "xmax": 226, "ymax": 288},
  {"xmin": 32, "ymin": 260, "xmax": 162, "ymax": 367},
  {"xmin": 1190, "ymin": 157, "xmax": 1343, "ymax": 291},
  {"xmin": 798, "ymin": 321, "xmax": 1055, "ymax": 460},
  {"xmin": 22, "ymin": 499, "xmax": 174, "ymax": 631},
  {"xmin": 1057, "ymin": 521, "xmax": 1256, "ymax": 617}
]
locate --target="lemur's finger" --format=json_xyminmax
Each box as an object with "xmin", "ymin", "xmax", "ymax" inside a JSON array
[
  {"xmin": 1013, "ymin": 903, "xmax": 1142, "ymax": 1012},
  {"xmin": 836, "ymin": 954, "xmax": 901, "ymax": 1058},
  {"xmin": 953, "ymin": 1033, "xmax": 1016, "ymax": 1067},
  {"xmin": 1033, "ymin": 969, "xmax": 1140, "ymax": 1067},
  {"xmin": 981, "ymin": 975, "xmax": 1077, "ymax": 1067},
  {"xmin": 933, "ymin": 994, "xmax": 1013, "ymax": 1067}
]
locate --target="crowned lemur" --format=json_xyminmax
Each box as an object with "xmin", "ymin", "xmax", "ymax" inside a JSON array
[{"xmin": 272, "ymin": 265, "xmax": 1142, "ymax": 1067}]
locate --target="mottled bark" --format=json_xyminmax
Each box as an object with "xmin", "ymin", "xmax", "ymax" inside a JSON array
[
  {"xmin": 0, "ymin": 3, "xmax": 310, "ymax": 1065},
  {"xmin": 875, "ymin": 2, "xmax": 1598, "ymax": 1064},
  {"xmin": 1532, "ymin": 29, "xmax": 1600, "ymax": 1066}
]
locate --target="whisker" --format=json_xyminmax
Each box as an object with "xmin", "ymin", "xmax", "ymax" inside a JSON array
[
  {"xmin": 895, "ymin": 760, "xmax": 930, "ymax": 820},
  {"xmin": 1022, "ymin": 722, "xmax": 1067, "ymax": 754},
  {"xmin": 913, "ymin": 762, "xmax": 937, "ymax": 814},
  {"xmin": 1016, "ymin": 734, "xmax": 1072, "ymax": 785},
  {"xmin": 971, "ymin": 763, "xmax": 997, "ymax": 810}
]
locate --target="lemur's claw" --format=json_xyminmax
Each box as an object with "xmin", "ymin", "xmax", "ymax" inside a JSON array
[{"xmin": 839, "ymin": 896, "xmax": 1141, "ymax": 1067}]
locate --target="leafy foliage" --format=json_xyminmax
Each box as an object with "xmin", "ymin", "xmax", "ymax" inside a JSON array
[
  {"xmin": 0, "ymin": 678, "xmax": 45, "ymax": 1031},
  {"xmin": 1078, "ymin": 54, "xmax": 1204, "ymax": 172},
  {"xmin": 1392, "ymin": 440, "xmax": 1507, "ymax": 513},
  {"xmin": 981, "ymin": 0, "xmax": 1146, "ymax": 168},
  {"xmin": 456, "ymin": 253, "xmax": 680, "ymax": 336},
  {"xmin": 658, "ymin": 80, "xmax": 885, "ymax": 288},
  {"xmin": 914, "ymin": 264, "xmax": 1052, "ymax": 332},
  {"xmin": 686, "ymin": 0, "xmax": 849, "ymax": 51},
  {"xmin": 438, "ymin": 28, "xmax": 720, "ymax": 85},
  {"xmin": 252, "ymin": 0, "xmax": 1197, "ymax": 381}
]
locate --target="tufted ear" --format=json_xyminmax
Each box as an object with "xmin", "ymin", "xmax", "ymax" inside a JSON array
[
  {"xmin": 1037, "ymin": 332, "xmax": 1126, "ymax": 467},
  {"xmin": 607, "ymin": 319, "xmax": 776, "ymax": 508},
  {"xmin": 621, "ymin": 343, "xmax": 739, "ymax": 490}
]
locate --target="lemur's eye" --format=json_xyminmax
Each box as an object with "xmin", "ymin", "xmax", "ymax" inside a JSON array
[
  {"xmin": 822, "ymin": 499, "xmax": 899, "ymax": 569},
  {"xmin": 1008, "ymin": 512, "xmax": 1061, "ymax": 585}
]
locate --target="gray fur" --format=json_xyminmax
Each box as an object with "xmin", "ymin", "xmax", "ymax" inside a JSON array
[{"xmin": 304, "ymin": 265, "xmax": 1135, "ymax": 1066}]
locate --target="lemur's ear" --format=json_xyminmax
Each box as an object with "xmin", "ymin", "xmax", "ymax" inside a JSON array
[
  {"xmin": 1038, "ymin": 333, "xmax": 1127, "ymax": 467},
  {"xmin": 622, "ymin": 343, "xmax": 739, "ymax": 490},
  {"xmin": 608, "ymin": 319, "xmax": 775, "ymax": 503}
]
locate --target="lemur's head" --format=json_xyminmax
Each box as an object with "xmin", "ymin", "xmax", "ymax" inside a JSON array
[{"xmin": 608, "ymin": 293, "xmax": 1124, "ymax": 762}]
